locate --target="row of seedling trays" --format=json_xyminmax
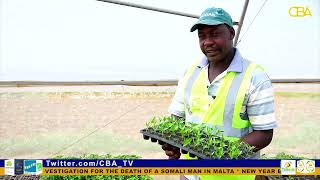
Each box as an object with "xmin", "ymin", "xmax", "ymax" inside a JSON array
[{"xmin": 140, "ymin": 116, "xmax": 255, "ymax": 159}]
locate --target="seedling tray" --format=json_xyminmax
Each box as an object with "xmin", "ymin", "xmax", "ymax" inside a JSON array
[{"xmin": 140, "ymin": 128, "xmax": 255, "ymax": 159}]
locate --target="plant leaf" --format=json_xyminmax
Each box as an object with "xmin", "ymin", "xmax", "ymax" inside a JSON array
[{"xmin": 183, "ymin": 138, "xmax": 192, "ymax": 147}]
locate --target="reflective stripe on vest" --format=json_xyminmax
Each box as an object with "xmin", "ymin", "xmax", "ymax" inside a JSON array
[{"xmin": 183, "ymin": 59, "xmax": 263, "ymax": 138}]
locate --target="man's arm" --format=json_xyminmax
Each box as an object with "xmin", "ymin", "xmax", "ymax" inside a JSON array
[
  {"xmin": 244, "ymin": 69, "xmax": 277, "ymax": 152},
  {"xmin": 241, "ymin": 129, "xmax": 273, "ymax": 152}
]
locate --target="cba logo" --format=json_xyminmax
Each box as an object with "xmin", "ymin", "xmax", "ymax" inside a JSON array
[
  {"xmin": 289, "ymin": 6, "xmax": 312, "ymax": 17},
  {"xmin": 297, "ymin": 160, "xmax": 315, "ymax": 174},
  {"xmin": 281, "ymin": 160, "xmax": 296, "ymax": 175}
]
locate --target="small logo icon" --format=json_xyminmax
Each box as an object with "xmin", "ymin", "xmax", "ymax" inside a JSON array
[
  {"xmin": 297, "ymin": 160, "xmax": 315, "ymax": 174},
  {"xmin": 14, "ymin": 159, "xmax": 24, "ymax": 175},
  {"xmin": 281, "ymin": 160, "xmax": 296, "ymax": 175},
  {"xmin": 24, "ymin": 160, "xmax": 43, "ymax": 175},
  {"xmin": 4, "ymin": 159, "xmax": 15, "ymax": 175},
  {"xmin": 289, "ymin": 6, "xmax": 312, "ymax": 17}
]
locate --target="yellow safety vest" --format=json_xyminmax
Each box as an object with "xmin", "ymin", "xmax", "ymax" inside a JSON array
[{"xmin": 181, "ymin": 58, "xmax": 264, "ymax": 180}]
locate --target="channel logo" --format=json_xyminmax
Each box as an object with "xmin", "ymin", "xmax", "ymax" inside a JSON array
[
  {"xmin": 288, "ymin": 6, "xmax": 312, "ymax": 17},
  {"xmin": 24, "ymin": 160, "xmax": 43, "ymax": 175},
  {"xmin": 4, "ymin": 159, "xmax": 24, "ymax": 175},
  {"xmin": 297, "ymin": 160, "xmax": 315, "ymax": 174},
  {"xmin": 280, "ymin": 160, "xmax": 296, "ymax": 175},
  {"xmin": 4, "ymin": 159, "xmax": 14, "ymax": 175}
]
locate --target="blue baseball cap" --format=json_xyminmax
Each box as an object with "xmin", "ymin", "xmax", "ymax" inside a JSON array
[{"xmin": 190, "ymin": 7, "xmax": 233, "ymax": 32}]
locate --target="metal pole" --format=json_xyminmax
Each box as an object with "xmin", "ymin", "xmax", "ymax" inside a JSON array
[
  {"xmin": 97, "ymin": 0, "xmax": 199, "ymax": 19},
  {"xmin": 1, "ymin": 79, "xmax": 320, "ymax": 87},
  {"xmin": 234, "ymin": 0, "xmax": 250, "ymax": 46},
  {"xmin": 97, "ymin": 0, "xmax": 240, "ymax": 26}
]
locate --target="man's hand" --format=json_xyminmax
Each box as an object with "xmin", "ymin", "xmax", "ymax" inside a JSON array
[
  {"xmin": 162, "ymin": 143, "xmax": 181, "ymax": 159},
  {"xmin": 241, "ymin": 129, "xmax": 273, "ymax": 152}
]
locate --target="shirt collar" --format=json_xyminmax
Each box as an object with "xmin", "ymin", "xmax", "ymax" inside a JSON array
[{"xmin": 198, "ymin": 48, "xmax": 243, "ymax": 73}]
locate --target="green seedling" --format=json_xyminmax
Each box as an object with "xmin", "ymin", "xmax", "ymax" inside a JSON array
[
  {"xmin": 146, "ymin": 117, "xmax": 157, "ymax": 130},
  {"xmin": 214, "ymin": 144, "xmax": 225, "ymax": 159},
  {"xmin": 227, "ymin": 141, "xmax": 242, "ymax": 159},
  {"xmin": 144, "ymin": 116, "xmax": 254, "ymax": 159},
  {"xmin": 183, "ymin": 137, "xmax": 193, "ymax": 147}
]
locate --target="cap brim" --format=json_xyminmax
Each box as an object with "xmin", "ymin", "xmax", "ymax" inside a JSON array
[{"xmin": 190, "ymin": 19, "xmax": 225, "ymax": 32}]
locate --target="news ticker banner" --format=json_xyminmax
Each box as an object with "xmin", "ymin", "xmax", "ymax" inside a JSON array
[{"xmin": 0, "ymin": 159, "xmax": 319, "ymax": 176}]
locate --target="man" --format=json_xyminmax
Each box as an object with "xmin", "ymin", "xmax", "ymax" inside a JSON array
[{"xmin": 162, "ymin": 7, "xmax": 277, "ymax": 180}]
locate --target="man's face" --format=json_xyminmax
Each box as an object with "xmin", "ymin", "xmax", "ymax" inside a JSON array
[{"xmin": 197, "ymin": 24, "xmax": 235, "ymax": 64}]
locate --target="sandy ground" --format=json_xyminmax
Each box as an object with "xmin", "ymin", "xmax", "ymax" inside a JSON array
[{"xmin": 0, "ymin": 83, "xmax": 319, "ymax": 160}]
